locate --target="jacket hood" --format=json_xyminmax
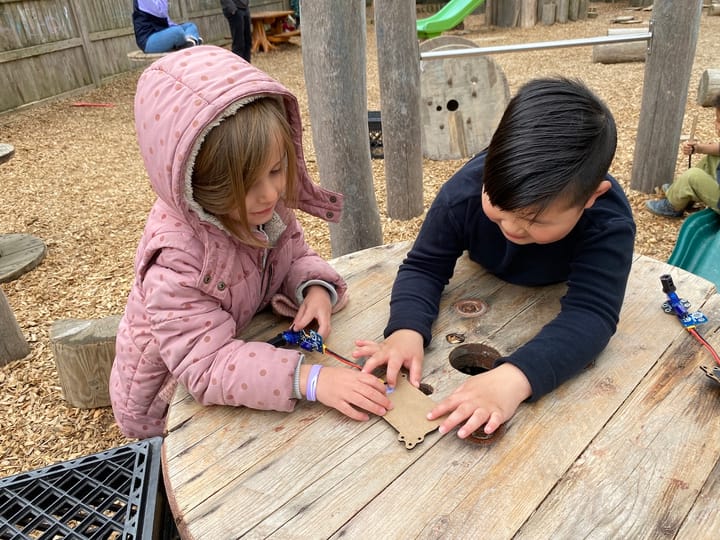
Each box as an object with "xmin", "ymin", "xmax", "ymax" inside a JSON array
[{"xmin": 134, "ymin": 45, "xmax": 342, "ymax": 230}]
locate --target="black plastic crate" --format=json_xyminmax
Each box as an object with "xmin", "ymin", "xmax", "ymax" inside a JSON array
[
  {"xmin": 368, "ymin": 110, "xmax": 383, "ymax": 159},
  {"xmin": 0, "ymin": 437, "xmax": 168, "ymax": 540}
]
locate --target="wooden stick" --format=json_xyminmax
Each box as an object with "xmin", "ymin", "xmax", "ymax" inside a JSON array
[{"xmin": 688, "ymin": 112, "xmax": 698, "ymax": 168}]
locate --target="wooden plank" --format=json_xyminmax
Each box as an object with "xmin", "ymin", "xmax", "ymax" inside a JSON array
[
  {"xmin": 0, "ymin": 38, "xmax": 83, "ymax": 64},
  {"xmin": 516, "ymin": 292, "xmax": 720, "ymax": 538},
  {"xmin": 676, "ymin": 456, "xmax": 720, "ymax": 537},
  {"xmin": 328, "ymin": 257, "xmax": 717, "ymax": 538}
]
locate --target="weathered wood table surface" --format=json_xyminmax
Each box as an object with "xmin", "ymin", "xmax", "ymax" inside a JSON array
[{"xmin": 163, "ymin": 241, "xmax": 720, "ymax": 539}]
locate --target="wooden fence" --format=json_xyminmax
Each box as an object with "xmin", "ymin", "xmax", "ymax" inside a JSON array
[{"xmin": 0, "ymin": 0, "xmax": 288, "ymax": 114}]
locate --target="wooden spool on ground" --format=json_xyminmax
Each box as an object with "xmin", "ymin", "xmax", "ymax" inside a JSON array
[
  {"xmin": 50, "ymin": 315, "xmax": 121, "ymax": 409},
  {"xmin": 592, "ymin": 28, "xmax": 648, "ymax": 64},
  {"xmin": 697, "ymin": 68, "xmax": 720, "ymax": 107},
  {"xmin": 419, "ymin": 36, "xmax": 510, "ymax": 160}
]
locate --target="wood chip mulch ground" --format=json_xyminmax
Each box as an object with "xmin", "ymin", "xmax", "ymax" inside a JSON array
[{"xmin": 1, "ymin": 2, "xmax": 717, "ymax": 477}]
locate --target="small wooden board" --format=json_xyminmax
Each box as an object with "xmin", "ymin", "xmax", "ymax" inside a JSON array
[
  {"xmin": 382, "ymin": 373, "xmax": 444, "ymax": 449},
  {"xmin": 0, "ymin": 233, "xmax": 47, "ymax": 283}
]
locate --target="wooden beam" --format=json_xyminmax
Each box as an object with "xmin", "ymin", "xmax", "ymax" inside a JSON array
[{"xmin": 631, "ymin": 0, "xmax": 704, "ymax": 193}]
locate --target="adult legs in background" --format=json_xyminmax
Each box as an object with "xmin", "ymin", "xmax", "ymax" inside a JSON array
[{"xmin": 225, "ymin": 7, "xmax": 251, "ymax": 62}]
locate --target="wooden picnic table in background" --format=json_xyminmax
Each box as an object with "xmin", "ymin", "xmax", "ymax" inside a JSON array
[
  {"xmin": 251, "ymin": 10, "xmax": 300, "ymax": 53},
  {"xmin": 162, "ymin": 241, "xmax": 720, "ymax": 538}
]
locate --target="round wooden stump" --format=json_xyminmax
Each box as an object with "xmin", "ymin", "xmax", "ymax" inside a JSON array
[
  {"xmin": 0, "ymin": 234, "xmax": 47, "ymax": 284},
  {"xmin": 0, "ymin": 143, "xmax": 15, "ymax": 165}
]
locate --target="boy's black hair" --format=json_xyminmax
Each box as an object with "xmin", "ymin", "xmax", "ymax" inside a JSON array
[{"xmin": 483, "ymin": 77, "xmax": 617, "ymax": 214}]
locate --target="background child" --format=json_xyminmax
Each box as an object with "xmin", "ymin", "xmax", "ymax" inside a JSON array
[
  {"xmin": 354, "ymin": 77, "xmax": 636, "ymax": 440},
  {"xmin": 110, "ymin": 46, "xmax": 391, "ymax": 439},
  {"xmin": 132, "ymin": 0, "xmax": 202, "ymax": 53},
  {"xmin": 646, "ymin": 94, "xmax": 720, "ymax": 218}
]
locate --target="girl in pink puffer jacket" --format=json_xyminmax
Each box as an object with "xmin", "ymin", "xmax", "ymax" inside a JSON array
[{"xmin": 109, "ymin": 46, "xmax": 391, "ymax": 438}]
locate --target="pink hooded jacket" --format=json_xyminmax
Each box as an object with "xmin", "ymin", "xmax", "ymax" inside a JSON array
[{"xmin": 110, "ymin": 46, "xmax": 347, "ymax": 438}]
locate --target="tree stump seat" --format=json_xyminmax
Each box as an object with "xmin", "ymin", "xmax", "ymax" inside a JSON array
[{"xmin": 0, "ymin": 143, "xmax": 15, "ymax": 165}]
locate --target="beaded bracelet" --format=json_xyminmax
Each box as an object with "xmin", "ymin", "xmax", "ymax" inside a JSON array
[
  {"xmin": 306, "ymin": 364, "xmax": 322, "ymax": 402},
  {"xmin": 292, "ymin": 355, "xmax": 305, "ymax": 400}
]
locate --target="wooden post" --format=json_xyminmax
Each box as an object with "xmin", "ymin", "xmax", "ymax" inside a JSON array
[
  {"xmin": 0, "ymin": 288, "xmax": 29, "ymax": 366},
  {"xmin": 556, "ymin": 0, "xmax": 569, "ymax": 23},
  {"xmin": 541, "ymin": 2, "xmax": 556, "ymax": 25},
  {"xmin": 631, "ymin": 1, "xmax": 703, "ymax": 193},
  {"xmin": 519, "ymin": 0, "xmax": 538, "ymax": 28},
  {"xmin": 697, "ymin": 69, "xmax": 720, "ymax": 106},
  {"xmin": 50, "ymin": 316, "xmax": 121, "ymax": 409},
  {"xmin": 374, "ymin": 0, "xmax": 423, "ymax": 220},
  {"xmin": 488, "ymin": 0, "xmax": 521, "ymax": 27},
  {"xmin": 301, "ymin": 0, "xmax": 383, "ymax": 256}
]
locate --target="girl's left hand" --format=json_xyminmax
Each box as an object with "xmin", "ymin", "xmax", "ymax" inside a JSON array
[{"xmin": 293, "ymin": 285, "xmax": 333, "ymax": 337}]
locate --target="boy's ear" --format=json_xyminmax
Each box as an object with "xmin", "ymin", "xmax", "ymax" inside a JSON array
[{"xmin": 583, "ymin": 180, "xmax": 612, "ymax": 209}]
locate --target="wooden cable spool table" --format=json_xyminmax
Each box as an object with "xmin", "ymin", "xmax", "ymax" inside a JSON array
[{"xmin": 162, "ymin": 242, "xmax": 720, "ymax": 538}]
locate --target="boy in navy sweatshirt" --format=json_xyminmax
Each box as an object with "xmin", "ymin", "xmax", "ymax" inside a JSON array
[{"xmin": 354, "ymin": 77, "xmax": 636, "ymax": 440}]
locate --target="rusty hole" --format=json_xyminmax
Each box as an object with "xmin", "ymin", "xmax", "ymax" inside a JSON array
[
  {"xmin": 449, "ymin": 343, "xmax": 501, "ymax": 376},
  {"xmin": 454, "ymin": 299, "xmax": 488, "ymax": 318},
  {"xmin": 445, "ymin": 332, "xmax": 465, "ymax": 344},
  {"xmin": 418, "ymin": 382, "xmax": 434, "ymax": 396},
  {"xmin": 467, "ymin": 423, "xmax": 507, "ymax": 445}
]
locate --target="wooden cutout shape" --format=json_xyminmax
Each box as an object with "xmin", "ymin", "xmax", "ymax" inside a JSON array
[{"xmin": 382, "ymin": 373, "xmax": 443, "ymax": 449}]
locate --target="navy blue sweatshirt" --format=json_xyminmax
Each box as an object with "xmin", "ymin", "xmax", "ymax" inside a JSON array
[{"xmin": 385, "ymin": 151, "xmax": 636, "ymax": 400}]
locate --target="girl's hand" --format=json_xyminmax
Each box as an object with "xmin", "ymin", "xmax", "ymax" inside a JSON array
[
  {"xmin": 315, "ymin": 366, "xmax": 393, "ymax": 421},
  {"xmin": 681, "ymin": 140, "xmax": 696, "ymax": 156},
  {"xmin": 293, "ymin": 285, "xmax": 333, "ymax": 338},
  {"xmin": 354, "ymin": 329, "xmax": 424, "ymax": 388},
  {"xmin": 427, "ymin": 363, "xmax": 532, "ymax": 438}
]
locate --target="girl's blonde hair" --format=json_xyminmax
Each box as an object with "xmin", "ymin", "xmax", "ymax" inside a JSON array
[{"xmin": 192, "ymin": 97, "xmax": 298, "ymax": 247}]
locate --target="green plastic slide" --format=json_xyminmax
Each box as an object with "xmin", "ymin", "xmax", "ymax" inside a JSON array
[
  {"xmin": 668, "ymin": 208, "xmax": 720, "ymax": 291},
  {"xmin": 416, "ymin": 0, "xmax": 486, "ymax": 39}
]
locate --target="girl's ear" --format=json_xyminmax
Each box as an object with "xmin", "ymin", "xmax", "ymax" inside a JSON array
[{"xmin": 584, "ymin": 180, "xmax": 612, "ymax": 209}]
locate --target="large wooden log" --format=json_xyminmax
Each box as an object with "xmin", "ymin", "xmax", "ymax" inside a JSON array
[
  {"xmin": 301, "ymin": 0, "xmax": 382, "ymax": 256},
  {"xmin": 697, "ymin": 68, "xmax": 720, "ymax": 106},
  {"xmin": 0, "ymin": 288, "xmax": 29, "ymax": 366},
  {"xmin": 631, "ymin": 0, "xmax": 704, "ymax": 193},
  {"xmin": 592, "ymin": 41, "xmax": 647, "ymax": 64},
  {"xmin": 50, "ymin": 315, "xmax": 121, "ymax": 408},
  {"xmin": 374, "ymin": 0, "xmax": 423, "ymax": 220}
]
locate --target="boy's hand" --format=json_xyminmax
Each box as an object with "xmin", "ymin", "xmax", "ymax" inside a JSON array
[
  {"xmin": 315, "ymin": 366, "xmax": 393, "ymax": 421},
  {"xmin": 353, "ymin": 329, "xmax": 424, "ymax": 388},
  {"xmin": 293, "ymin": 285, "xmax": 333, "ymax": 338},
  {"xmin": 428, "ymin": 363, "xmax": 532, "ymax": 438}
]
